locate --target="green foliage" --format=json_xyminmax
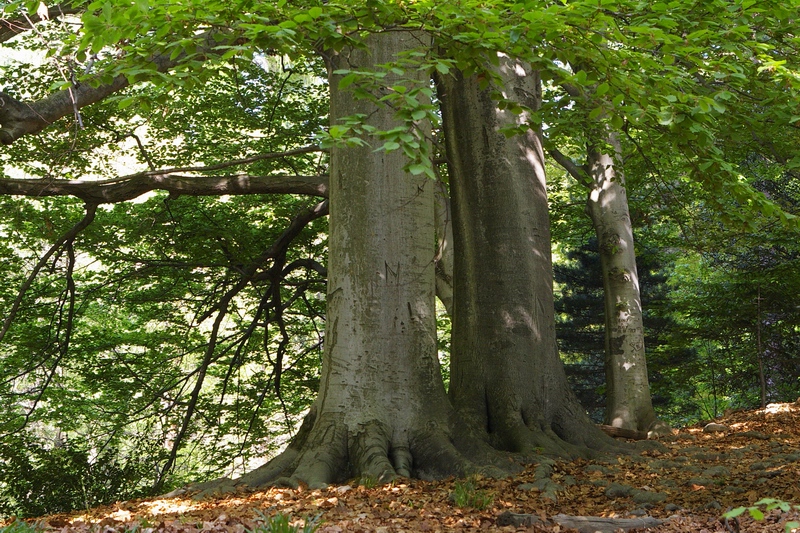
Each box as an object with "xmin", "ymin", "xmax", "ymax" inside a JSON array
[
  {"xmin": 1, "ymin": 39, "xmax": 329, "ymax": 516},
  {"xmin": 0, "ymin": 433, "xmax": 157, "ymax": 518},
  {"xmin": 449, "ymin": 477, "xmax": 493, "ymax": 510},
  {"xmin": 0, "ymin": 519, "xmax": 42, "ymax": 533},
  {"xmin": 723, "ymin": 498, "xmax": 800, "ymax": 533},
  {"xmin": 665, "ymin": 173, "xmax": 800, "ymax": 413},
  {"xmin": 249, "ymin": 510, "xmax": 321, "ymax": 533},
  {"xmin": 436, "ymin": 303, "xmax": 452, "ymax": 392},
  {"xmin": 357, "ymin": 474, "xmax": 378, "ymax": 489},
  {"xmin": 3, "ymin": 0, "xmax": 800, "ymax": 518}
]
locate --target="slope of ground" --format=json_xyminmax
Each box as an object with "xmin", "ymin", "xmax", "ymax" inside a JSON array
[{"xmin": 5, "ymin": 401, "xmax": 800, "ymax": 533}]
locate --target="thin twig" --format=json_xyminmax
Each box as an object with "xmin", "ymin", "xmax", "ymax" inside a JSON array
[{"xmin": 0, "ymin": 203, "xmax": 98, "ymax": 344}]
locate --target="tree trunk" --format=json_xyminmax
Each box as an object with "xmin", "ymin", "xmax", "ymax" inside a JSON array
[
  {"xmin": 438, "ymin": 59, "xmax": 615, "ymax": 456},
  {"xmin": 232, "ymin": 32, "xmax": 506, "ymax": 489},
  {"xmin": 434, "ymin": 179, "xmax": 454, "ymax": 314},
  {"xmin": 584, "ymin": 134, "xmax": 663, "ymax": 434},
  {"xmin": 756, "ymin": 285, "xmax": 767, "ymax": 408}
]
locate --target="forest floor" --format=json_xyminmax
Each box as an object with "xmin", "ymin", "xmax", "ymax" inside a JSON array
[{"xmin": 9, "ymin": 401, "xmax": 800, "ymax": 533}]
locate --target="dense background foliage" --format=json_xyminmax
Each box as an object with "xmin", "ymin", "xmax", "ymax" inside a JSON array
[{"xmin": 2, "ymin": 0, "xmax": 799, "ymax": 518}]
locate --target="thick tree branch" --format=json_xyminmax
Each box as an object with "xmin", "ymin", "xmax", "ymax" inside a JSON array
[
  {"xmin": 0, "ymin": 173, "xmax": 329, "ymax": 202},
  {"xmin": 0, "ymin": 76, "xmax": 122, "ymax": 145},
  {"xmin": 548, "ymin": 146, "xmax": 593, "ymax": 188},
  {"xmin": 0, "ymin": 3, "xmax": 83, "ymax": 43},
  {"xmin": 0, "ymin": 31, "xmax": 222, "ymax": 145}
]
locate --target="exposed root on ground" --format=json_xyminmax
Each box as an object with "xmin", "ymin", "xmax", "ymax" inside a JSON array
[{"xmin": 172, "ymin": 406, "xmax": 520, "ymax": 498}]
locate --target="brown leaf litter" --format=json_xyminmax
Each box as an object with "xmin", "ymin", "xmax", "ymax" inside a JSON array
[{"xmin": 4, "ymin": 401, "xmax": 800, "ymax": 533}]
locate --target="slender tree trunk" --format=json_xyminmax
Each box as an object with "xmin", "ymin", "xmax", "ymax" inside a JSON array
[
  {"xmin": 439, "ymin": 59, "xmax": 616, "ymax": 457},
  {"xmin": 434, "ymin": 179, "xmax": 454, "ymax": 314},
  {"xmin": 756, "ymin": 286, "xmax": 767, "ymax": 408},
  {"xmin": 229, "ymin": 32, "xmax": 508, "ymax": 489},
  {"xmin": 584, "ymin": 134, "xmax": 665, "ymax": 434}
]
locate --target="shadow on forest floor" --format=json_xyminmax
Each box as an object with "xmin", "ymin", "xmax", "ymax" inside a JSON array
[{"xmin": 5, "ymin": 401, "xmax": 800, "ymax": 532}]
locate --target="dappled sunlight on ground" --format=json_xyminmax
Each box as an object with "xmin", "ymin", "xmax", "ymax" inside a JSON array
[{"xmin": 5, "ymin": 401, "xmax": 800, "ymax": 532}]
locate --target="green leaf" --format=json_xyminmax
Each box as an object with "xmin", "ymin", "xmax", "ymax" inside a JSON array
[
  {"xmin": 595, "ymin": 82, "xmax": 610, "ymax": 96},
  {"xmin": 117, "ymin": 97, "xmax": 136, "ymax": 110},
  {"xmin": 588, "ymin": 107, "xmax": 604, "ymax": 120},
  {"xmin": 408, "ymin": 163, "xmax": 427, "ymax": 175},
  {"xmin": 723, "ymin": 507, "xmax": 747, "ymax": 519},
  {"xmin": 686, "ymin": 28, "xmax": 709, "ymax": 41},
  {"xmin": 338, "ymin": 73, "xmax": 359, "ymax": 90},
  {"xmin": 383, "ymin": 141, "xmax": 400, "ymax": 151},
  {"xmin": 329, "ymin": 125, "xmax": 349, "ymax": 138},
  {"xmin": 657, "ymin": 109, "xmax": 673, "ymax": 125},
  {"xmin": 411, "ymin": 109, "xmax": 427, "ymax": 121}
]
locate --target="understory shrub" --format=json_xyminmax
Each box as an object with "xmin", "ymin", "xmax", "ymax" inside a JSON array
[{"xmin": 0, "ymin": 433, "xmax": 159, "ymax": 519}]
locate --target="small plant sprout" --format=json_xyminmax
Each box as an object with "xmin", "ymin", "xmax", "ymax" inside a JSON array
[
  {"xmin": 450, "ymin": 476, "xmax": 494, "ymax": 510},
  {"xmin": 723, "ymin": 498, "xmax": 800, "ymax": 533},
  {"xmin": 358, "ymin": 474, "xmax": 378, "ymax": 489},
  {"xmin": 0, "ymin": 520, "xmax": 43, "ymax": 533},
  {"xmin": 248, "ymin": 509, "xmax": 322, "ymax": 533}
]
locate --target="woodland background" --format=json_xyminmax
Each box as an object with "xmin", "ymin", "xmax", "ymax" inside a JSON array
[{"xmin": 0, "ymin": 0, "xmax": 799, "ymax": 521}]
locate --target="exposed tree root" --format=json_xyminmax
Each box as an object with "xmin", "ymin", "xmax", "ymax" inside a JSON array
[
  {"xmin": 497, "ymin": 511, "xmax": 670, "ymax": 532},
  {"xmin": 465, "ymin": 397, "xmax": 634, "ymax": 467},
  {"xmin": 164, "ymin": 402, "xmax": 636, "ymax": 501},
  {"xmin": 169, "ymin": 406, "xmax": 524, "ymax": 499},
  {"xmin": 600, "ymin": 424, "xmax": 648, "ymax": 440}
]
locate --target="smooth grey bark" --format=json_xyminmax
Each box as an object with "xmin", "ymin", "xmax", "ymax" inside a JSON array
[
  {"xmin": 584, "ymin": 135, "xmax": 669, "ymax": 435},
  {"xmin": 439, "ymin": 59, "xmax": 616, "ymax": 457},
  {"xmin": 434, "ymin": 179, "xmax": 454, "ymax": 314},
  {"xmin": 234, "ymin": 32, "xmax": 507, "ymax": 489},
  {"xmin": 550, "ymin": 136, "xmax": 669, "ymax": 436}
]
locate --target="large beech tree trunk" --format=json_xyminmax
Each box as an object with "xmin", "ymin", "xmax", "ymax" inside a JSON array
[
  {"xmin": 233, "ymin": 32, "xmax": 506, "ymax": 489},
  {"xmin": 438, "ymin": 60, "xmax": 614, "ymax": 456},
  {"xmin": 585, "ymin": 135, "xmax": 664, "ymax": 434}
]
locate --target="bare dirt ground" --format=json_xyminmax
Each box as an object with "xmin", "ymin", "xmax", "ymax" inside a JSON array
[{"xmin": 8, "ymin": 401, "xmax": 800, "ymax": 532}]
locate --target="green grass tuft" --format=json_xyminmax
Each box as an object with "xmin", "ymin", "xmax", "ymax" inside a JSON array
[{"xmin": 450, "ymin": 477, "xmax": 494, "ymax": 510}]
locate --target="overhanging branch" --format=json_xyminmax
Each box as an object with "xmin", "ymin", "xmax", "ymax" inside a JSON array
[
  {"xmin": 157, "ymin": 198, "xmax": 328, "ymax": 487},
  {"xmin": 0, "ymin": 30, "xmax": 224, "ymax": 145},
  {"xmin": 0, "ymin": 3, "xmax": 83, "ymax": 43},
  {"xmin": 0, "ymin": 173, "xmax": 329, "ymax": 202},
  {"xmin": 549, "ymin": 146, "xmax": 593, "ymax": 188}
]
